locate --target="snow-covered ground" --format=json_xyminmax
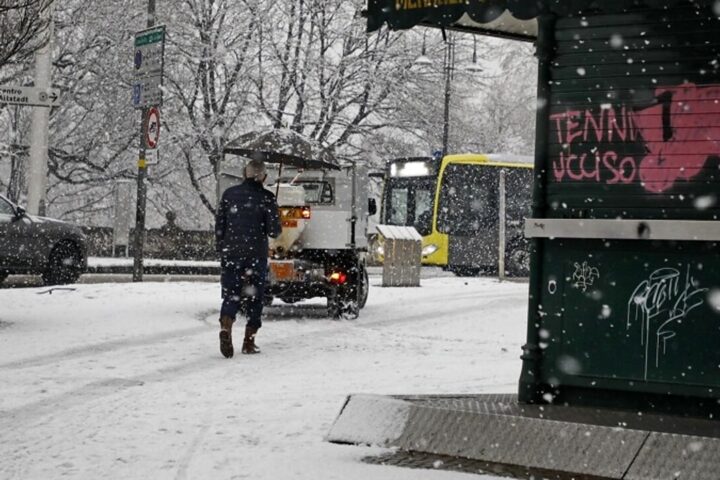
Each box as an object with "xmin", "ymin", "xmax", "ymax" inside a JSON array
[
  {"xmin": 0, "ymin": 275, "xmax": 528, "ymax": 479},
  {"xmin": 88, "ymin": 256, "xmax": 221, "ymax": 268}
]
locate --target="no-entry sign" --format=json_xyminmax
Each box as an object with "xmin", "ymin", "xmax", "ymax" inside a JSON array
[{"xmin": 145, "ymin": 107, "xmax": 160, "ymax": 149}]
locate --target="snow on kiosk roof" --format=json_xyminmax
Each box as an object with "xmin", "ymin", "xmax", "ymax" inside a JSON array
[
  {"xmin": 365, "ymin": 0, "xmax": 712, "ymax": 40},
  {"xmin": 375, "ymin": 225, "xmax": 423, "ymax": 242}
]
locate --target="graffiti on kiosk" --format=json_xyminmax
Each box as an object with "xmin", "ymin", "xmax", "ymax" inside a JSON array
[
  {"xmin": 551, "ymin": 82, "xmax": 720, "ymax": 193},
  {"xmin": 626, "ymin": 265, "xmax": 707, "ymax": 380},
  {"xmin": 551, "ymin": 106, "xmax": 641, "ymax": 185},
  {"xmin": 571, "ymin": 261, "xmax": 600, "ymax": 292}
]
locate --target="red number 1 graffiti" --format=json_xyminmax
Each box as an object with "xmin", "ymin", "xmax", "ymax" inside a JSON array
[{"xmin": 635, "ymin": 83, "xmax": 720, "ymax": 193}]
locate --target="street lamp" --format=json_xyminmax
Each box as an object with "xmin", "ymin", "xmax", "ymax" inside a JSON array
[
  {"xmin": 414, "ymin": 31, "xmax": 482, "ymax": 157},
  {"xmin": 441, "ymin": 33, "xmax": 455, "ymax": 156}
]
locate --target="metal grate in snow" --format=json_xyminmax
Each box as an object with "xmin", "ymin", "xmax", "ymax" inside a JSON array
[{"xmin": 329, "ymin": 393, "xmax": 720, "ymax": 479}]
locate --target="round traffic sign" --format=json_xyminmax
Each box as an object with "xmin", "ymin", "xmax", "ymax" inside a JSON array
[{"xmin": 146, "ymin": 107, "xmax": 160, "ymax": 149}]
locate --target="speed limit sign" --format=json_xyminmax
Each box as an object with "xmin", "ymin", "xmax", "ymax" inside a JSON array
[{"xmin": 145, "ymin": 107, "xmax": 160, "ymax": 149}]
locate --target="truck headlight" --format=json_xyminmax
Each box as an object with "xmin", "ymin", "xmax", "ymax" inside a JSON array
[
  {"xmin": 422, "ymin": 244, "xmax": 438, "ymax": 257},
  {"xmin": 375, "ymin": 244, "xmax": 384, "ymax": 256}
]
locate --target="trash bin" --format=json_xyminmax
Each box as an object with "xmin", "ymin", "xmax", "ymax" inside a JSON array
[{"xmin": 376, "ymin": 225, "xmax": 421, "ymax": 287}]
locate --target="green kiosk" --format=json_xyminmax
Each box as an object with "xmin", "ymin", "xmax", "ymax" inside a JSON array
[{"xmin": 329, "ymin": 2, "xmax": 720, "ymax": 478}]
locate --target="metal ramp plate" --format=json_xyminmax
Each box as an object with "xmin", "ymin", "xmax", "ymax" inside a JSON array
[
  {"xmin": 327, "ymin": 394, "xmax": 720, "ymax": 479},
  {"xmin": 626, "ymin": 433, "xmax": 720, "ymax": 480}
]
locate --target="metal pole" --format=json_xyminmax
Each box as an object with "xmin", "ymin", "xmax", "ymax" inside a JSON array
[
  {"xmin": 518, "ymin": 14, "xmax": 556, "ymax": 404},
  {"xmin": 26, "ymin": 2, "xmax": 54, "ymax": 215},
  {"xmin": 441, "ymin": 34, "xmax": 453, "ymax": 156},
  {"xmin": 498, "ymin": 169, "xmax": 506, "ymax": 281},
  {"xmin": 132, "ymin": 0, "xmax": 156, "ymax": 282}
]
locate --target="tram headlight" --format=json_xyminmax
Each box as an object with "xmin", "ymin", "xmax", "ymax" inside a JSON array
[{"xmin": 422, "ymin": 244, "xmax": 438, "ymax": 257}]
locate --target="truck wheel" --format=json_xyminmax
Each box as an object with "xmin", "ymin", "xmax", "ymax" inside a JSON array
[
  {"xmin": 42, "ymin": 242, "xmax": 82, "ymax": 286},
  {"xmin": 0, "ymin": 272, "xmax": 7, "ymax": 286},
  {"xmin": 358, "ymin": 265, "xmax": 369, "ymax": 309},
  {"xmin": 328, "ymin": 290, "xmax": 359, "ymax": 320},
  {"xmin": 263, "ymin": 295, "xmax": 274, "ymax": 307}
]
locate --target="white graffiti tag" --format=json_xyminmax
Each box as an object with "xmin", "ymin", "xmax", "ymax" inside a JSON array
[
  {"xmin": 571, "ymin": 261, "xmax": 600, "ymax": 292},
  {"xmin": 626, "ymin": 266, "xmax": 707, "ymax": 380}
]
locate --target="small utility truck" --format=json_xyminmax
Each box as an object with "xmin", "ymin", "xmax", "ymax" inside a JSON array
[{"xmin": 219, "ymin": 143, "xmax": 373, "ymax": 319}]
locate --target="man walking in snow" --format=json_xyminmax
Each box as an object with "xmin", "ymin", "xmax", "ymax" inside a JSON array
[{"xmin": 215, "ymin": 159, "xmax": 282, "ymax": 358}]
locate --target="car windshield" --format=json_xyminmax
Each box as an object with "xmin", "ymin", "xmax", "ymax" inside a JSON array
[{"xmin": 0, "ymin": 197, "xmax": 15, "ymax": 216}]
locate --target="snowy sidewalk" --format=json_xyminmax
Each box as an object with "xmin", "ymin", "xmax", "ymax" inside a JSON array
[{"xmin": 0, "ymin": 277, "xmax": 528, "ymax": 479}]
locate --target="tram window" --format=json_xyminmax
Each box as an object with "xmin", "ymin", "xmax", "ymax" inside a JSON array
[
  {"xmin": 388, "ymin": 187, "xmax": 409, "ymax": 225},
  {"xmin": 414, "ymin": 188, "xmax": 434, "ymax": 236},
  {"xmin": 505, "ymin": 169, "xmax": 533, "ymax": 218},
  {"xmin": 438, "ymin": 164, "xmax": 498, "ymax": 236}
]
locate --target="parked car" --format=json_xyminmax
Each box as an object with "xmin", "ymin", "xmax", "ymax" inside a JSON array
[{"xmin": 0, "ymin": 194, "xmax": 87, "ymax": 285}]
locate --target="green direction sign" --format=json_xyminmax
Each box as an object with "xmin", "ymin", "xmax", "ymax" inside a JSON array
[
  {"xmin": 133, "ymin": 25, "xmax": 165, "ymax": 109},
  {"xmin": 135, "ymin": 30, "xmax": 164, "ymax": 47}
]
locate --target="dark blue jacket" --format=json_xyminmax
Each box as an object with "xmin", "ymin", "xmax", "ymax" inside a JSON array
[{"xmin": 215, "ymin": 180, "xmax": 282, "ymax": 258}]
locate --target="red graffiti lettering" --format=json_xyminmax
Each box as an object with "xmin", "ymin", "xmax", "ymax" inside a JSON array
[
  {"xmin": 567, "ymin": 110, "xmax": 583, "ymax": 145},
  {"xmin": 603, "ymin": 151, "xmax": 621, "ymax": 184},
  {"xmin": 583, "ymin": 109, "xmax": 604, "ymax": 142},
  {"xmin": 603, "ymin": 152, "xmax": 637, "ymax": 185},
  {"xmin": 552, "ymin": 155, "xmax": 565, "ymax": 182},
  {"xmin": 634, "ymin": 82, "xmax": 720, "ymax": 193},
  {"xmin": 550, "ymin": 112, "xmax": 566, "ymax": 144},
  {"xmin": 552, "ymin": 106, "xmax": 641, "ymax": 147},
  {"xmin": 551, "ymin": 83, "xmax": 720, "ymax": 192},
  {"xmin": 608, "ymin": 106, "xmax": 628, "ymax": 142},
  {"xmin": 620, "ymin": 156, "xmax": 637, "ymax": 184},
  {"xmin": 566, "ymin": 153, "xmax": 584, "ymax": 180},
  {"xmin": 554, "ymin": 150, "xmax": 637, "ymax": 184}
]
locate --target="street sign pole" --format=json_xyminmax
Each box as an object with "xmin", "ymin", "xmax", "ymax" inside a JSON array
[
  {"xmin": 26, "ymin": 2, "xmax": 54, "ymax": 216},
  {"xmin": 132, "ymin": 0, "xmax": 158, "ymax": 282}
]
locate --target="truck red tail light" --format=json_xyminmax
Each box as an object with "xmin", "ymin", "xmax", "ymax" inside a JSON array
[{"xmin": 329, "ymin": 272, "xmax": 347, "ymax": 285}]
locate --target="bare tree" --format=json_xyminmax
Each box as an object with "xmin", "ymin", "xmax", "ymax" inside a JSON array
[
  {"xmin": 0, "ymin": 0, "xmax": 53, "ymax": 76},
  {"xmin": 254, "ymin": 0, "xmax": 431, "ymax": 158},
  {"xmin": 164, "ymin": 0, "xmax": 259, "ymax": 215},
  {"xmin": 40, "ymin": 0, "xmax": 142, "ymax": 223}
]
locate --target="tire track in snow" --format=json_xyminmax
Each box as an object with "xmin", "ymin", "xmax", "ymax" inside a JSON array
[
  {"xmin": 174, "ymin": 414, "xmax": 211, "ymax": 480},
  {"xmin": 0, "ymin": 326, "xmax": 210, "ymax": 371},
  {"xmin": 0, "ymin": 287, "xmax": 527, "ymax": 432},
  {"xmin": 1, "ymin": 285, "xmax": 522, "ymax": 372},
  {"xmin": 0, "ymin": 309, "xmax": 218, "ymax": 371}
]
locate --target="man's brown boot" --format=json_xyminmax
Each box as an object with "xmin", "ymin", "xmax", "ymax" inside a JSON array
[
  {"xmin": 241, "ymin": 326, "xmax": 261, "ymax": 354},
  {"xmin": 219, "ymin": 315, "xmax": 234, "ymax": 358}
]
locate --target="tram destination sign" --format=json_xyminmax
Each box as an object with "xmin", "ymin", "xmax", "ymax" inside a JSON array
[
  {"xmin": 0, "ymin": 86, "xmax": 60, "ymax": 107},
  {"xmin": 132, "ymin": 25, "xmax": 166, "ymax": 109}
]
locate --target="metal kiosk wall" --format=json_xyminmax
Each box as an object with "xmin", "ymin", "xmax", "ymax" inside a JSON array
[{"xmin": 520, "ymin": 1, "xmax": 720, "ymax": 415}]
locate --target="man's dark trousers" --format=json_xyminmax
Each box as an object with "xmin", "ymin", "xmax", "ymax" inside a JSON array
[{"xmin": 221, "ymin": 255, "xmax": 268, "ymax": 329}]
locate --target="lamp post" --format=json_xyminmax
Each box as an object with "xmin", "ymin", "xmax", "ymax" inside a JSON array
[{"xmin": 441, "ymin": 33, "xmax": 455, "ymax": 157}]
